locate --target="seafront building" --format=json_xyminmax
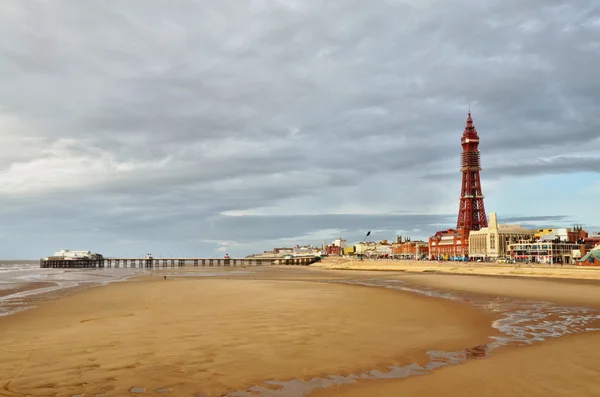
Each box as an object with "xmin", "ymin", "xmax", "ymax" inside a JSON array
[
  {"xmin": 429, "ymin": 229, "xmax": 469, "ymax": 260},
  {"xmin": 467, "ymin": 217, "xmax": 594, "ymax": 263},
  {"xmin": 248, "ymin": 245, "xmax": 323, "ymax": 259},
  {"xmin": 252, "ymin": 223, "xmax": 594, "ymax": 264},
  {"xmin": 320, "ymin": 236, "xmax": 429, "ymax": 259},
  {"xmin": 391, "ymin": 237, "xmax": 429, "ymax": 259},
  {"xmin": 534, "ymin": 228, "xmax": 570, "ymax": 241},
  {"xmin": 468, "ymin": 213, "xmax": 535, "ymax": 261},
  {"xmin": 582, "ymin": 232, "xmax": 600, "ymax": 249},
  {"xmin": 507, "ymin": 240, "xmax": 582, "ymax": 265},
  {"xmin": 534, "ymin": 226, "xmax": 587, "ymax": 243},
  {"xmin": 47, "ymin": 250, "xmax": 103, "ymax": 261},
  {"xmin": 325, "ymin": 245, "xmax": 342, "ymax": 256},
  {"xmin": 578, "ymin": 245, "xmax": 600, "ymax": 266},
  {"xmin": 324, "ymin": 238, "xmax": 347, "ymax": 256},
  {"xmin": 354, "ymin": 241, "xmax": 392, "ymax": 258}
]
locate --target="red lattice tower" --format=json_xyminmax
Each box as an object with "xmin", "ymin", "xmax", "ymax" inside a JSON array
[{"xmin": 456, "ymin": 112, "xmax": 488, "ymax": 231}]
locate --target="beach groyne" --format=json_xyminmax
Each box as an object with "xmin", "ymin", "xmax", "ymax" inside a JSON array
[{"xmin": 40, "ymin": 256, "xmax": 321, "ymax": 269}]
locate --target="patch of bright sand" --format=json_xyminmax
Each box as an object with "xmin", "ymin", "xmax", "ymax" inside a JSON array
[
  {"xmin": 314, "ymin": 259, "xmax": 600, "ymax": 281},
  {"xmin": 0, "ymin": 277, "xmax": 493, "ymax": 396}
]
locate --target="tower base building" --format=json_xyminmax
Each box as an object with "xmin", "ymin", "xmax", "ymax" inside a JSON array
[
  {"xmin": 429, "ymin": 228, "xmax": 469, "ymax": 261},
  {"xmin": 468, "ymin": 213, "xmax": 534, "ymax": 261}
]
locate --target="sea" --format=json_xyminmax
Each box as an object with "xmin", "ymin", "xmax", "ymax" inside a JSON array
[{"xmin": 0, "ymin": 260, "xmax": 147, "ymax": 317}]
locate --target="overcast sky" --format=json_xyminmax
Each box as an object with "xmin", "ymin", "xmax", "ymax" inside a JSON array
[{"xmin": 1, "ymin": 0, "xmax": 599, "ymax": 259}]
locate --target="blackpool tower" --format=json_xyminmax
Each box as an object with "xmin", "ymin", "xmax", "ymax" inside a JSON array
[{"xmin": 456, "ymin": 112, "xmax": 487, "ymax": 231}]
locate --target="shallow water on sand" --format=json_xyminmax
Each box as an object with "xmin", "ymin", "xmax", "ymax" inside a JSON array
[
  {"xmin": 0, "ymin": 261, "xmax": 146, "ymax": 316},
  {"xmin": 0, "ymin": 263, "xmax": 256, "ymax": 316}
]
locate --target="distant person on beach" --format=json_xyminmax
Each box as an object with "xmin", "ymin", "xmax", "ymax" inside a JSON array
[{"xmin": 164, "ymin": 276, "xmax": 166, "ymax": 280}]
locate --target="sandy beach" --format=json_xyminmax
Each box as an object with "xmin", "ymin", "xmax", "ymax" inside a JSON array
[
  {"xmin": 320, "ymin": 332, "xmax": 600, "ymax": 397},
  {"xmin": 0, "ymin": 269, "xmax": 493, "ymax": 396},
  {"xmin": 1, "ymin": 265, "xmax": 600, "ymax": 396},
  {"xmin": 307, "ymin": 268, "xmax": 600, "ymax": 397},
  {"xmin": 314, "ymin": 258, "xmax": 600, "ymax": 281}
]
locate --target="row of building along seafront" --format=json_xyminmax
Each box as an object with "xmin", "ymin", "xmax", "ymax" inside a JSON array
[
  {"xmin": 253, "ymin": 215, "xmax": 600, "ymax": 266},
  {"xmin": 428, "ymin": 212, "xmax": 599, "ymax": 265}
]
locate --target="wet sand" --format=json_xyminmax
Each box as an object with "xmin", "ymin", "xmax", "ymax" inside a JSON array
[
  {"xmin": 0, "ymin": 281, "xmax": 58, "ymax": 299},
  {"xmin": 0, "ymin": 264, "xmax": 145, "ymax": 317},
  {"xmin": 0, "ymin": 272, "xmax": 493, "ymax": 396},
  {"xmin": 396, "ymin": 273, "xmax": 600, "ymax": 308},
  {"xmin": 322, "ymin": 332, "xmax": 600, "ymax": 397},
  {"xmin": 307, "ymin": 268, "xmax": 600, "ymax": 397}
]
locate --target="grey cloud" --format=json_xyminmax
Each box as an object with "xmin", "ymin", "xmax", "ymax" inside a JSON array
[
  {"xmin": 500, "ymin": 215, "xmax": 570, "ymax": 223},
  {"xmin": 423, "ymin": 156, "xmax": 600, "ymax": 179},
  {"xmin": 0, "ymin": 0, "xmax": 599, "ymax": 258},
  {"xmin": 203, "ymin": 214, "xmax": 456, "ymax": 243}
]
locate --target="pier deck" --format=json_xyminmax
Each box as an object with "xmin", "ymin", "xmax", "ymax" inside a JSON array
[{"xmin": 40, "ymin": 257, "xmax": 320, "ymax": 268}]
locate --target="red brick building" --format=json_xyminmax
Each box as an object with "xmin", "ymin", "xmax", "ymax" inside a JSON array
[
  {"xmin": 428, "ymin": 228, "xmax": 469, "ymax": 260},
  {"xmin": 392, "ymin": 241, "xmax": 429, "ymax": 258},
  {"xmin": 577, "ymin": 249, "xmax": 600, "ymax": 266},
  {"xmin": 567, "ymin": 226, "xmax": 588, "ymax": 243},
  {"xmin": 325, "ymin": 245, "xmax": 342, "ymax": 256},
  {"xmin": 584, "ymin": 236, "xmax": 600, "ymax": 249}
]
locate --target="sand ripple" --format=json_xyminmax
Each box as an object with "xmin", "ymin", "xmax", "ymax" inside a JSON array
[{"xmin": 222, "ymin": 278, "xmax": 600, "ymax": 397}]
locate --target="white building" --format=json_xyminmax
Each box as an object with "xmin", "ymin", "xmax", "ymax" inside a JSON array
[
  {"xmin": 538, "ymin": 228, "xmax": 569, "ymax": 241},
  {"xmin": 292, "ymin": 246, "xmax": 321, "ymax": 257},
  {"xmin": 374, "ymin": 244, "xmax": 392, "ymax": 256},
  {"xmin": 354, "ymin": 242, "xmax": 376, "ymax": 255},
  {"xmin": 469, "ymin": 213, "xmax": 535, "ymax": 261},
  {"xmin": 354, "ymin": 242, "xmax": 391, "ymax": 257},
  {"xmin": 53, "ymin": 249, "xmax": 93, "ymax": 259},
  {"xmin": 332, "ymin": 238, "xmax": 347, "ymax": 249},
  {"xmin": 508, "ymin": 241, "xmax": 580, "ymax": 265}
]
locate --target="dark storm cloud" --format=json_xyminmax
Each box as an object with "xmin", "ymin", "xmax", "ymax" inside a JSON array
[{"xmin": 0, "ymin": 0, "xmax": 599, "ymax": 258}]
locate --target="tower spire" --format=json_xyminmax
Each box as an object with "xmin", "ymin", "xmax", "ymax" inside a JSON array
[{"xmin": 456, "ymin": 112, "xmax": 487, "ymax": 232}]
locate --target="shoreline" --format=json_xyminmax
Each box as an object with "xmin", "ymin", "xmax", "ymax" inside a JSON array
[
  {"xmin": 0, "ymin": 281, "xmax": 58, "ymax": 299},
  {"xmin": 0, "ymin": 265, "xmax": 147, "ymax": 317}
]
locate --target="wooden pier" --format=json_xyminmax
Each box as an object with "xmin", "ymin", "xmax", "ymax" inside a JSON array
[{"xmin": 40, "ymin": 256, "xmax": 321, "ymax": 269}]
